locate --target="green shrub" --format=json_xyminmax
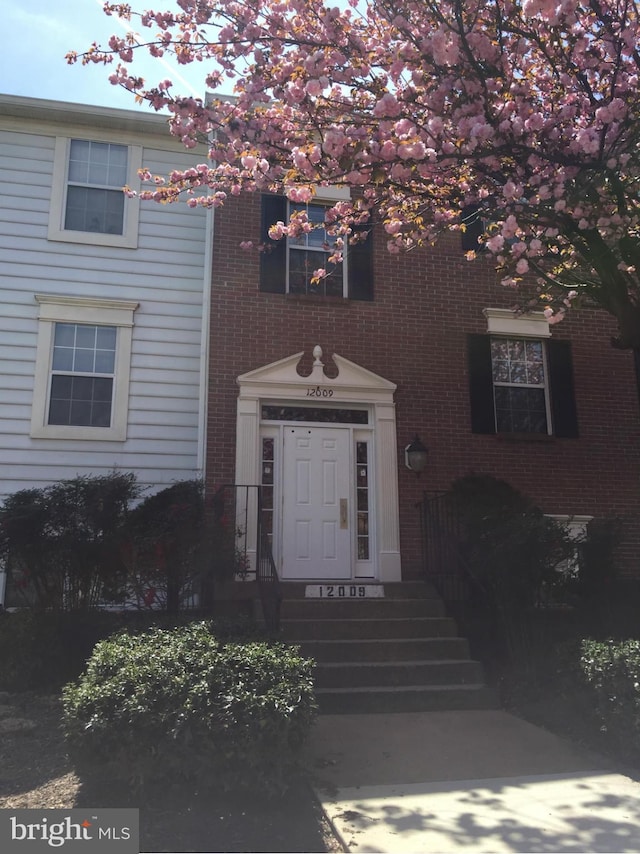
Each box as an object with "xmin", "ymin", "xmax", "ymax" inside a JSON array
[
  {"xmin": 581, "ymin": 639, "xmax": 640, "ymax": 755},
  {"xmin": 120, "ymin": 480, "xmax": 245, "ymax": 612},
  {"xmin": 449, "ymin": 474, "xmax": 574, "ymax": 660},
  {"xmin": 62, "ymin": 622, "xmax": 317, "ymax": 792},
  {"xmin": 0, "ymin": 473, "xmax": 139, "ymax": 610}
]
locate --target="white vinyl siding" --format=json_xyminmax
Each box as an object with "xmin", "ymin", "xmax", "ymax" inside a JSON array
[{"xmin": 0, "ymin": 116, "xmax": 208, "ymax": 500}]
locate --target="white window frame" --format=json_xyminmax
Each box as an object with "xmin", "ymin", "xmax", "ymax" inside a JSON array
[
  {"xmin": 490, "ymin": 336, "xmax": 552, "ymax": 435},
  {"xmin": 31, "ymin": 294, "xmax": 138, "ymax": 441},
  {"xmin": 48, "ymin": 136, "xmax": 142, "ymax": 248},
  {"xmin": 285, "ymin": 186, "xmax": 351, "ymax": 296},
  {"xmin": 483, "ymin": 308, "xmax": 553, "ymax": 435}
]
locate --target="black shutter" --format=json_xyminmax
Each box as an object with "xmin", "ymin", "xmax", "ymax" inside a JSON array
[
  {"xmin": 634, "ymin": 349, "xmax": 640, "ymax": 408},
  {"xmin": 259, "ymin": 194, "xmax": 287, "ymax": 293},
  {"xmin": 348, "ymin": 227, "xmax": 373, "ymax": 300},
  {"xmin": 461, "ymin": 205, "xmax": 485, "ymax": 252},
  {"xmin": 468, "ymin": 334, "xmax": 496, "ymax": 433},
  {"xmin": 547, "ymin": 339, "xmax": 579, "ymax": 438}
]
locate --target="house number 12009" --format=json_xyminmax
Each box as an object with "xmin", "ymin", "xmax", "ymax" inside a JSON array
[{"xmin": 306, "ymin": 386, "xmax": 334, "ymax": 397}]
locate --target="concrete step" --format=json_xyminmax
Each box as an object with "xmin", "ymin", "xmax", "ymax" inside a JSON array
[
  {"xmin": 298, "ymin": 636, "xmax": 472, "ymax": 663},
  {"xmin": 315, "ymin": 684, "xmax": 498, "ymax": 714},
  {"xmin": 281, "ymin": 616, "xmax": 458, "ymax": 641},
  {"xmin": 280, "ymin": 597, "xmax": 445, "ymax": 620},
  {"xmin": 314, "ymin": 659, "xmax": 485, "ymax": 689}
]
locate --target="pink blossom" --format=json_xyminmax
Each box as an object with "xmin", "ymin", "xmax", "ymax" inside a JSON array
[
  {"xmin": 268, "ymin": 222, "xmax": 287, "ymax": 240},
  {"xmin": 384, "ymin": 220, "xmax": 403, "ymax": 235},
  {"xmin": 398, "ymin": 141, "xmax": 427, "ymax": 160},
  {"xmin": 287, "ymin": 186, "xmax": 314, "ymax": 203},
  {"xmin": 486, "ymin": 234, "xmax": 505, "ymax": 252},
  {"xmin": 502, "ymin": 216, "xmax": 519, "ymax": 240},
  {"xmin": 379, "ymin": 141, "xmax": 397, "ymax": 161},
  {"xmin": 373, "ymin": 93, "xmax": 401, "ymax": 118}
]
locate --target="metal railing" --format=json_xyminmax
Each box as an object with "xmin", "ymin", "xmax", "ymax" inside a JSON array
[
  {"xmin": 214, "ymin": 484, "xmax": 281, "ymax": 633},
  {"xmin": 417, "ymin": 491, "xmax": 485, "ymax": 604},
  {"xmin": 256, "ymin": 497, "xmax": 281, "ymax": 635}
]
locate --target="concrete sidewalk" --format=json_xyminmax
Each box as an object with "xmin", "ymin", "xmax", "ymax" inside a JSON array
[{"xmin": 305, "ymin": 711, "xmax": 640, "ymax": 853}]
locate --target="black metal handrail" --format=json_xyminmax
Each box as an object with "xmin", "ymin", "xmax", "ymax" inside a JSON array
[
  {"xmin": 215, "ymin": 484, "xmax": 281, "ymax": 633},
  {"xmin": 256, "ymin": 490, "xmax": 282, "ymax": 635},
  {"xmin": 417, "ymin": 490, "xmax": 486, "ymax": 603}
]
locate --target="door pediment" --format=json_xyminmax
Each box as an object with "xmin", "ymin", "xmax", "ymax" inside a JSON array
[{"xmin": 237, "ymin": 347, "xmax": 396, "ymax": 403}]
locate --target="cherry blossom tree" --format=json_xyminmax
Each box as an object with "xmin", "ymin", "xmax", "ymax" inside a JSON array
[{"xmin": 69, "ymin": 0, "xmax": 640, "ymax": 347}]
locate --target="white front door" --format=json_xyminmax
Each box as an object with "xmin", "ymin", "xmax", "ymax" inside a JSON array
[{"xmin": 282, "ymin": 425, "xmax": 352, "ymax": 579}]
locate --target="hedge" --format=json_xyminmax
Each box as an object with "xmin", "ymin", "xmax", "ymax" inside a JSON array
[
  {"xmin": 62, "ymin": 621, "xmax": 317, "ymax": 792},
  {"xmin": 581, "ymin": 638, "xmax": 640, "ymax": 755}
]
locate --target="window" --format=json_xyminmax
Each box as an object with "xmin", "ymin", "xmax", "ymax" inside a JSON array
[
  {"xmin": 491, "ymin": 338, "xmax": 550, "ymax": 434},
  {"xmin": 65, "ymin": 140, "xmax": 128, "ymax": 235},
  {"xmin": 259, "ymin": 194, "xmax": 373, "ymax": 299},
  {"xmin": 288, "ymin": 202, "xmax": 345, "ymax": 296},
  {"xmin": 468, "ymin": 310, "xmax": 579, "ymax": 437},
  {"xmin": 31, "ymin": 295, "xmax": 138, "ymax": 441},
  {"xmin": 48, "ymin": 323, "xmax": 117, "ymax": 428},
  {"xmin": 48, "ymin": 137, "xmax": 142, "ymax": 248}
]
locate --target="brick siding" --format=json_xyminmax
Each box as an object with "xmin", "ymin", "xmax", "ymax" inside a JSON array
[{"xmin": 207, "ymin": 193, "xmax": 640, "ymax": 578}]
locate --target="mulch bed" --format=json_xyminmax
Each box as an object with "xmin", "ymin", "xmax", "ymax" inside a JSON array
[{"xmin": 0, "ymin": 693, "xmax": 341, "ymax": 853}]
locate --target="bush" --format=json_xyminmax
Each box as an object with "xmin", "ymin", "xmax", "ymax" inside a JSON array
[
  {"xmin": 120, "ymin": 480, "xmax": 245, "ymax": 612},
  {"xmin": 581, "ymin": 638, "xmax": 640, "ymax": 756},
  {"xmin": 62, "ymin": 622, "xmax": 317, "ymax": 792},
  {"xmin": 449, "ymin": 474, "xmax": 574, "ymax": 660},
  {"xmin": 0, "ymin": 473, "xmax": 139, "ymax": 610}
]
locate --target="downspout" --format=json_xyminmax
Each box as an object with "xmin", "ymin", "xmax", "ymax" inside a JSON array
[{"xmin": 196, "ymin": 202, "xmax": 214, "ymax": 477}]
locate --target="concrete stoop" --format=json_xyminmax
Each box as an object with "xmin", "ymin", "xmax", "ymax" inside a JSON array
[{"xmin": 278, "ymin": 582, "xmax": 497, "ymax": 714}]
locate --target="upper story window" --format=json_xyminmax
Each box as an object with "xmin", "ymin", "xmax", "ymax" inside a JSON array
[
  {"xmin": 65, "ymin": 140, "xmax": 128, "ymax": 236},
  {"xmin": 468, "ymin": 309, "xmax": 579, "ymax": 438},
  {"xmin": 288, "ymin": 202, "xmax": 345, "ymax": 297},
  {"xmin": 491, "ymin": 337, "xmax": 550, "ymax": 434},
  {"xmin": 259, "ymin": 193, "xmax": 373, "ymax": 300},
  {"xmin": 31, "ymin": 294, "xmax": 138, "ymax": 442},
  {"xmin": 48, "ymin": 136, "xmax": 142, "ymax": 249}
]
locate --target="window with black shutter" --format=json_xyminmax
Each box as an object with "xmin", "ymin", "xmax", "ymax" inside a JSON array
[
  {"xmin": 259, "ymin": 194, "xmax": 373, "ymax": 299},
  {"xmin": 468, "ymin": 333, "xmax": 579, "ymax": 437}
]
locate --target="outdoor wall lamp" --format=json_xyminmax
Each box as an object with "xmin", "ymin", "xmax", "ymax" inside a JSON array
[{"xmin": 404, "ymin": 435, "xmax": 429, "ymax": 474}]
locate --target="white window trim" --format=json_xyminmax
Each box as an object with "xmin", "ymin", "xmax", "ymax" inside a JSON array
[
  {"xmin": 48, "ymin": 136, "xmax": 142, "ymax": 248},
  {"xmin": 31, "ymin": 294, "xmax": 139, "ymax": 441},
  {"xmin": 484, "ymin": 308, "xmax": 552, "ymax": 435},
  {"xmin": 483, "ymin": 307, "xmax": 551, "ymax": 338},
  {"xmin": 286, "ymin": 199, "xmax": 349, "ymax": 296},
  {"xmin": 491, "ymin": 336, "xmax": 552, "ymax": 435}
]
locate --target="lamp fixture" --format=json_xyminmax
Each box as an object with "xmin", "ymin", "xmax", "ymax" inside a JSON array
[{"xmin": 404, "ymin": 435, "xmax": 428, "ymax": 474}]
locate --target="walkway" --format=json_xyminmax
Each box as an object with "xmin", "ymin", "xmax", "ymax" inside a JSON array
[{"xmin": 305, "ymin": 710, "xmax": 640, "ymax": 853}]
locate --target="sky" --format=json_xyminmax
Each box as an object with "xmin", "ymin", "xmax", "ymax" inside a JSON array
[{"xmin": 2, "ymin": 0, "xmax": 211, "ymax": 113}]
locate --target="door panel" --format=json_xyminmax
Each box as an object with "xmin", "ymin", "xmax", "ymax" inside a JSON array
[{"xmin": 282, "ymin": 426, "xmax": 351, "ymax": 579}]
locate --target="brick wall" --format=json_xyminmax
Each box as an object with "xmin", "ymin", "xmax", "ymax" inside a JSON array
[{"xmin": 207, "ymin": 193, "xmax": 640, "ymax": 578}]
